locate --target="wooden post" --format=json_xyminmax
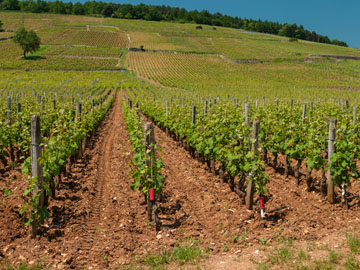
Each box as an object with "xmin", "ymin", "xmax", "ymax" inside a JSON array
[
  {"xmin": 244, "ymin": 102, "xmax": 249, "ymax": 127},
  {"xmin": 245, "ymin": 119, "xmax": 260, "ymax": 210},
  {"xmin": 165, "ymin": 100, "xmax": 169, "ymax": 118},
  {"xmin": 192, "ymin": 105, "xmax": 196, "ymax": 124},
  {"xmin": 144, "ymin": 122, "xmax": 157, "ymax": 224},
  {"xmin": 17, "ymin": 103, "xmax": 21, "ymax": 120},
  {"xmin": 302, "ymin": 104, "xmax": 306, "ymax": 124},
  {"xmin": 262, "ymin": 96, "xmax": 265, "ymax": 110},
  {"xmin": 327, "ymin": 119, "xmax": 336, "ymax": 204},
  {"xmin": 42, "ymin": 96, "xmax": 45, "ymax": 111},
  {"xmin": 31, "ymin": 115, "xmax": 44, "ymax": 238},
  {"xmin": 38, "ymin": 95, "xmax": 41, "ymax": 104},
  {"xmin": 76, "ymin": 102, "xmax": 82, "ymax": 122},
  {"xmin": 53, "ymin": 98, "xmax": 56, "ymax": 110},
  {"xmin": 276, "ymin": 98, "xmax": 279, "ymax": 107},
  {"xmin": 353, "ymin": 106, "xmax": 356, "ymax": 127},
  {"xmin": 213, "ymin": 98, "xmax": 216, "ymax": 105},
  {"xmin": 291, "ymin": 98, "xmax": 293, "ymax": 109},
  {"xmin": 346, "ymin": 99, "xmax": 349, "ymax": 112},
  {"xmin": 204, "ymin": 100, "xmax": 208, "ymax": 115},
  {"xmin": 7, "ymin": 96, "xmax": 11, "ymax": 125},
  {"xmin": 92, "ymin": 99, "xmax": 95, "ymax": 112},
  {"xmin": 128, "ymin": 99, "xmax": 132, "ymax": 110},
  {"xmin": 310, "ymin": 102, "xmax": 313, "ymax": 114}
]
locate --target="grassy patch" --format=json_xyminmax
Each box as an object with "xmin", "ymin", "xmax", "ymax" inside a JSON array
[
  {"xmin": 137, "ymin": 239, "xmax": 208, "ymax": 269},
  {"xmin": 347, "ymin": 233, "xmax": 360, "ymax": 254},
  {"xmin": 0, "ymin": 261, "xmax": 48, "ymax": 270}
]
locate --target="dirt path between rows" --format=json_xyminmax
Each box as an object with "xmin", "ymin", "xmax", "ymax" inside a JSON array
[
  {"xmin": 2, "ymin": 92, "xmax": 360, "ymax": 270},
  {"xmin": 0, "ymin": 92, "xmax": 246, "ymax": 269}
]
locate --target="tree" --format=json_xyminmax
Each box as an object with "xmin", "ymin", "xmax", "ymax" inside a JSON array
[
  {"xmin": 72, "ymin": 2, "xmax": 84, "ymax": 15},
  {"xmin": 0, "ymin": 0, "xmax": 19, "ymax": 10},
  {"xmin": 13, "ymin": 27, "xmax": 41, "ymax": 58}
]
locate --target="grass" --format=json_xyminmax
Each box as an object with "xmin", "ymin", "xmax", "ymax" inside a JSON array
[
  {"xmin": 347, "ymin": 233, "xmax": 360, "ymax": 254},
  {"xmin": 250, "ymin": 231, "xmax": 360, "ymax": 270},
  {"xmin": 134, "ymin": 239, "xmax": 208, "ymax": 269},
  {"xmin": 0, "ymin": 260, "xmax": 48, "ymax": 270},
  {"xmin": 121, "ymin": 239, "xmax": 209, "ymax": 270}
]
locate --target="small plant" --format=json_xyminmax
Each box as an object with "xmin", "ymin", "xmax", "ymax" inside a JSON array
[
  {"xmin": 328, "ymin": 250, "xmax": 341, "ymax": 264},
  {"xmin": 269, "ymin": 246, "xmax": 293, "ymax": 264},
  {"xmin": 258, "ymin": 237, "xmax": 269, "ymax": 246},
  {"xmin": 345, "ymin": 254, "xmax": 360, "ymax": 270},
  {"xmin": 289, "ymin": 37, "xmax": 298, "ymax": 42},
  {"xmin": 231, "ymin": 234, "xmax": 239, "ymax": 243},
  {"xmin": 195, "ymin": 25, "xmax": 203, "ymax": 30},
  {"xmin": 298, "ymin": 249, "xmax": 310, "ymax": 260},
  {"xmin": 347, "ymin": 233, "xmax": 360, "ymax": 254},
  {"xmin": 1, "ymin": 187, "xmax": 12, "ymax": 197}
]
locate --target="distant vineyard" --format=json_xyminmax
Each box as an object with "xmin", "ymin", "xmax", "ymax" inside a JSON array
[{"xmin": 49, "ymin": 30, "xmax": 129, "ymax": 47}]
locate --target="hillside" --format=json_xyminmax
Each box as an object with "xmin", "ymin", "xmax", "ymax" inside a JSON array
[
  {"xmin": 1, "ymin": 12, "xmax": 360, "ymax": 98},
  {"xmin": 1, "ymin": 12, "xmax": 360, "ymax": 270}
]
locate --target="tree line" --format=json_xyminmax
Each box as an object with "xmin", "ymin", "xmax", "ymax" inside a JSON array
[{"xmin": 0, "ymin": 0, "xmax": 348, "ymax": 47}]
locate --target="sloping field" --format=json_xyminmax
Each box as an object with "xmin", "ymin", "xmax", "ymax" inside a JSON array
[{"xmin": 1, "ymin": 11, "xmax": 360, "ymax": 270}]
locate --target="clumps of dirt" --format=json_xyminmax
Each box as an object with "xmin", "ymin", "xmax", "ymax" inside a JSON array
[{"xmin": 1, "ymin": 93, "xmax": 360, "ymax": 269}]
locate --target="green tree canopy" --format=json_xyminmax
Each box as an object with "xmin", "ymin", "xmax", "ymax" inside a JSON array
[{"xmin": 13, "ymin": 27, "xmax": 41, "ymax": 58}]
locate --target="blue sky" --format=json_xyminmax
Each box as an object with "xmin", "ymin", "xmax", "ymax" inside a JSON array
[{"xmin": 106, "ymin": 0, "xmax": 360, "ymax": 49}]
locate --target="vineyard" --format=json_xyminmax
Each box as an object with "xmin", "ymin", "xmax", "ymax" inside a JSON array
[{"xmin": 1, "ymin": 10, "xmax": 360, "ymax": 270}]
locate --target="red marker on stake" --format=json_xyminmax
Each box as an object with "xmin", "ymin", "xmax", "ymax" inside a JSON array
[
  {"xmin": 260, "ymin": 197, "xmax": 265, "ymax": 219},
  {"xmin": 149, "ymin": 188, "xmax": 155, "ymax": 202}
]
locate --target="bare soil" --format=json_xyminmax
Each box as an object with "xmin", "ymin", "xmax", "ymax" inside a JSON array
[{"xmin": 1, "ymin": 92, "xmax": 360, "ymax": 269}]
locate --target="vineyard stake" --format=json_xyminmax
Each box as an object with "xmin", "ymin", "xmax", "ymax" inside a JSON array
[
  {"xmin": 31, "ymin": 115, "xmax": 44, "ymax": 238},
  {"xmin": 244, "ymin": 102, "xmax": 249, "ymax": 127},
  {"xmin": 245, "ymin": 119, "xmax": 259, "ymax": 210},
  {"xmin": 7, "ymin": 96, "xmax": 11, "ymax": 125},
  {"xmin": 302, "ymin": 104, "xmax": 306, "ymax": 124},
  {"xmin": 17, "ymin": 103, "xmax": 21, "ymax": 120},
  {"xmin": 204, "ymin": 100, "xmax": 208, "ymax": 115},
  {"xmin": 327, "ymin": 119, "xmax": 336, "ymax": 204},
  {"xmin": 76, "ymin": 102, "xmax": 82, "ymax": 122},
  {"xmin": 165, "ymin": 100, "xmax": 168, "ymax": 118},
  {"xmin": 353, "ymin": 106, "xmax": 356, "ymax": 128},
  {"xmin": 262, "ymin": 96, "xmax": 265, "ymax": 110},
  {"xmin": 144, "ymin": 122, "xmax": 157, "ymax": 225},
  {"xmin": 192, "ymin": 105, "xmax": 196, "ymax": 124}
]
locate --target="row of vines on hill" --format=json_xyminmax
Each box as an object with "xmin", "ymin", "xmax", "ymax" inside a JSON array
[
  {"xmin": 0, "ymin": 74, "xmax": 118, "ymax": 236},
  {"xmin": 126, "ymin": 86, "xmax": 360, "ymax": 212}
]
